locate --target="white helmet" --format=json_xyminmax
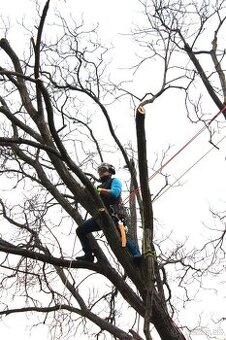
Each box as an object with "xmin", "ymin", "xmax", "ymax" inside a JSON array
[{"xmin": 97, "ymin": 162, "xmax": 116, "ymax": 175}]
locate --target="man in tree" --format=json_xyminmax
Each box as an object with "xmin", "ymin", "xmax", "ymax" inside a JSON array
[{"xmin": 76, "ymin": 163, "xmax": 142, "ymax": 262}]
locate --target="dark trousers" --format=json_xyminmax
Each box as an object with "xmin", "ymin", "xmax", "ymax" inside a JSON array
[{"xmin": 76, "ymin": 217, "xmax": 141, "ymax": 257}]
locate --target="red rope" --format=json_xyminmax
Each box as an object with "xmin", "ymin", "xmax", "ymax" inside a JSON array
[{"xmin": 123, "ymin": 106, "xmax": 226, "ymax": 205}]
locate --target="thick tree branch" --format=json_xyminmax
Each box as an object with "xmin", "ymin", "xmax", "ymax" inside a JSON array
[
  {"xmin": 0, "ymin": 39, "xmax": 38, "ymax": 120},
  {"xmin": 184, "ymin": 42, "xmax": 226, "ymax": 119}
]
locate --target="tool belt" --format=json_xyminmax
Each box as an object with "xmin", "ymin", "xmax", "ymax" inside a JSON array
[{"xmin": 109, "ymin": 202, "xmax": 130, "ymax": 226}]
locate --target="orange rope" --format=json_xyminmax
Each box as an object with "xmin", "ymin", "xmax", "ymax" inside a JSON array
[{"xmin": 152, "ymin": 134, "xmax": 226, "ymax": 203}]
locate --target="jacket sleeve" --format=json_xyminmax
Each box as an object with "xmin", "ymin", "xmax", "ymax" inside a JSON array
[{"xmin": 110, "ymin": 178, "xmax": 122, "ymax": 198}]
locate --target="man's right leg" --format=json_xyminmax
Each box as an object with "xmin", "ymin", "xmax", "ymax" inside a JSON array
[
  {"xmin": 126, "ymin": 236, "xmax": 143, "ymax": 265},
  {"xmin": 76, "ymin": 218, "xmax": 101, "ymax": 262}
]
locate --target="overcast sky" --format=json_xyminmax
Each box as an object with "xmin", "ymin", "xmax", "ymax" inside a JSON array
[{"xmin": 0, "ymin": 0, "xmax": 226, "ymax": 339}]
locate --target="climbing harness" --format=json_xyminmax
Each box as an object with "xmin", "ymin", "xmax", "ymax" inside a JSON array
[
  {"xmin": 110, "ymin": 201, "xmax": 130, "ymax": 225},
  {"xmin": 109, "ymin": 202, "xmax": 129, "ymax": 247}
]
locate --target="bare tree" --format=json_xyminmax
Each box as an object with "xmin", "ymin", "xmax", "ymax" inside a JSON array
[{"xmin": 0, "ymin": 1, "xmax": 225, "ymax": 339}]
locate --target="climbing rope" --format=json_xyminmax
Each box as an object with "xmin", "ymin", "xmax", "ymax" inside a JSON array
[
  {"xmin": 152, "ymin": 134, "xmax": 226, "ymax": 203},
  {"xmin": 123, "ymin": 105, "xmax": 226, "ymax": 205}
]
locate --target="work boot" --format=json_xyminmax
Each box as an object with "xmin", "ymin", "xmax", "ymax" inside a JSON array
[
  {"xmin": 76, "ymin": 253, "xmax": 94, "ymax": 263},
  {"xmin": 133, "ymin": 254, "xmax": 143, "ymax": 265}
]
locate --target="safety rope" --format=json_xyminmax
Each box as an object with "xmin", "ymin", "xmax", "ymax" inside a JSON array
[
  {"xmin": 123, "ymin": 105, "xmax": 226, "ymax": 205},
  {"xmin": 152, "ymin": 134, "xmax": 226, "ymax": 203}
]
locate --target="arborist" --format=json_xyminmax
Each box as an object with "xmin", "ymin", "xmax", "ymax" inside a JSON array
[{"xmin": 76, "ymin": 162, "xmax": 142, "ymax": 263}]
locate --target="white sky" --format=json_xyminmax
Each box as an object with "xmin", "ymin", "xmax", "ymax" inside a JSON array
[{"xmin": 0, "ymin": 0, "xmax": 226, "ymax": 339}]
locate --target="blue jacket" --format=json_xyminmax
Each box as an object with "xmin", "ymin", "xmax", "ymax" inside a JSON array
[{"xmin": 97, "ymin": 177, "xmax": 122, "ymax": 209}]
